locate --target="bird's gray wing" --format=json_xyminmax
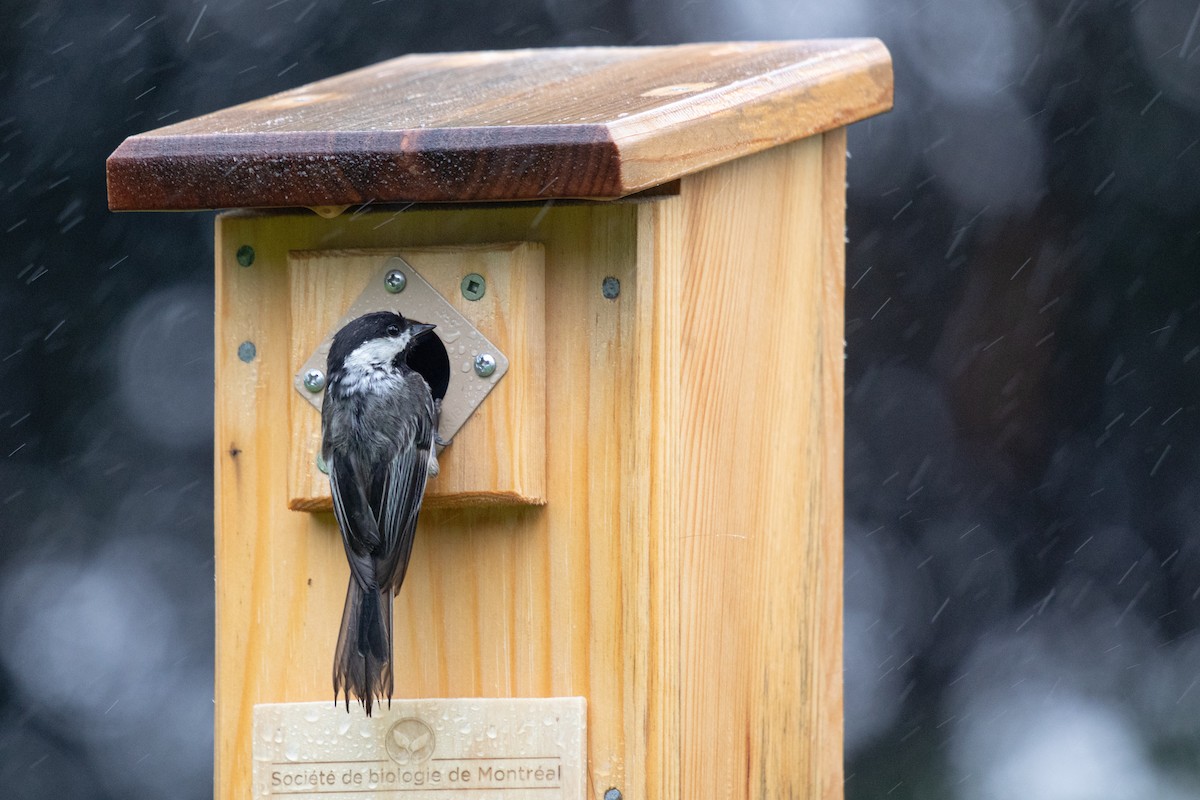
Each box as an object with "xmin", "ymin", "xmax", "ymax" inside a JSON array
[
  {"xmin": 373, "ymin": 406, "xmax": 435, "ymax": 592},
  {"xmin": 329, "ymin": 452, "xmax": 382, "ymax": 592}
]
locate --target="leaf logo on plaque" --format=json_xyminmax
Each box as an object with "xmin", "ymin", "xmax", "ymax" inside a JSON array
[{"xmin": 386, "ymin": 718, "xmax": 436, "ymax": 765}]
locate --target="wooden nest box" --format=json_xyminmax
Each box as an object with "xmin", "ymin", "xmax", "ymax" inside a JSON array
[{"xmin": 108, "ymin": 40, "xmax": 892, "ymax": 800}]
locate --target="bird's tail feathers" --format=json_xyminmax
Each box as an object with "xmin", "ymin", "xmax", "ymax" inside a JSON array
[{"xmin": 333, "ymin": 577, "xmax": 393, "ymax": 716}]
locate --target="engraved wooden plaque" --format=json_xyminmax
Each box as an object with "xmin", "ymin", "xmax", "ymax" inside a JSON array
[{"xmin": 254, "ymin": 698, "xmax": 586, "ymax": 800}]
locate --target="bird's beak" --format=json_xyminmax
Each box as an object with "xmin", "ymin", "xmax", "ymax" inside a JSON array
[{"xmin": 409, "ymin": 322, "xmax": 436, "ymax": 338}]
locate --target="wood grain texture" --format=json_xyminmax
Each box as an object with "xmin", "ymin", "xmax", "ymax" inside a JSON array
[
  {"xmin": 108, "ymin": 40, "xmax": 892, "ymax": 210},
  {"xmin": 634, "ymin": 192, "xmax": 684, "ymax": 800},
  {"xmin": 215, "ymin": 204, "xmax": 650, "ymax": 800},
  {"xmin": 213, "ymin": 133, "xmax": 846, "ymax": 800},
  {"xmin": 816, "ymin": 126, "xmax": 847, "ymax": 800},
  {"xmin": 285, "ymin": 244, "xmax": 546, "ymax": 511},
  {"xmin": 659, "ymin": 134, "xmax": 844, "ymax": 799}
]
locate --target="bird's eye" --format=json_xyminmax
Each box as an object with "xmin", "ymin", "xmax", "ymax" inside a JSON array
[{"xmin": 386, "ymin": 324, "xmax": 400, "ymax": 336}]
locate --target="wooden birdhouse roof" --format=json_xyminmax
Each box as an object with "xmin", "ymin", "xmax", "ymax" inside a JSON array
[{"xmin": 106, "ymin": 39, "xmax": 892, "ymax": 211}]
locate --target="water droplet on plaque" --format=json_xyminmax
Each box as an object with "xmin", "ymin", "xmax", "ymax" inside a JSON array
[{"xmin": 284, "ymin": 741, "xmax": 300, "ymax": 761}]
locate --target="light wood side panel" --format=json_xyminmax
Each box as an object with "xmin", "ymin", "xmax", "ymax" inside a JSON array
[
  {"xmin": 815, "ymin": 127, "xmax": 847, "ymax": 800},
  {"xmin": 636, "ymin": 196, "xmax": 684, "ymax": 800},
  {"xmin": 669, "ymin": 134, "xmax": 842, "ymax": 799},
  {"xmin": 285, "ymin": 243, "xmax": 546, "ymax": 511},
  {"xmin": 215, "ymin": 204, "xmax": 651, "ymax": 800}
]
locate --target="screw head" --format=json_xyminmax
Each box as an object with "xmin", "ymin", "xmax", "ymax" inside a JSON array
[
  {"xmin": 303, "ymin": 368, "xmax": 326, "ymax": 392},
  {"xmin": 461, "ymin": 273, "xmax": 486, "ymax": 301},
  {"xmin": 384, "ymin": 270, "xmax": 407, "ymax": 293},
  {"xmin": 237, "ymin": 341, "xmax": 256, "ymax": 362},
  {"xmin": 601, "ymin": 276, "xmax": 620, "ymax": 299},
  {"xmin": 603, "ymin": 790, "xmax": 622, "ymax": 800},
  {"xmin": 236, "ymin": 245, "xmax": 255, "ymax": 267},
  {"xmin": 473, "ymin": 353, "xmax": 497, "ymax": 377}
]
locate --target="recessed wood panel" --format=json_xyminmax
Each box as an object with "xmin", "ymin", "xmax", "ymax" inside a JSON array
[
  {"xmin": 285, "ymin": 244, "xmax": 546, "ymax": 511},
  {"xmin": 215, "ymin": 203, "xmax": 647, "ymax": 800}
]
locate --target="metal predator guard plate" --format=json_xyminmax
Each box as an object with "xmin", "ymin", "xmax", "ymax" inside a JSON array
[{"xmin": 294, "ymin": 254, "xmax": 510, "ymax": 444}]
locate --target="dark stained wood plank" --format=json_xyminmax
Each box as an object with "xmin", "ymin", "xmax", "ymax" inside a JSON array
[{"xmin": 107, "ymin": 40, "xmax": 892, "ymax": 211}]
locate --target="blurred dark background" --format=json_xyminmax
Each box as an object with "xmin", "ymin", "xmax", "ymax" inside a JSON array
[{"xmin": 3, "ymin": 0, "xmax": 1199, "ymax": 797}]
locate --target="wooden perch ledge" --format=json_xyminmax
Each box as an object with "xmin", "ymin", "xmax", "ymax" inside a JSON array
[{"xmin": 106, "ymin": 39, "xmax": 892, "ymax": 210}]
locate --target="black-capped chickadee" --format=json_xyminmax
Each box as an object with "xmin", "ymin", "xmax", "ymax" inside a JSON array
[{"xmin": 322, "ymin": 311, "xmax": 441, "ymax": 715}]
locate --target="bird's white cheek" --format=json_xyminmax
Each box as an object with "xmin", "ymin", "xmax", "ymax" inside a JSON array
[{"xmin": 342, "ymin": 337, "xmax": 406, "ymax": 374}]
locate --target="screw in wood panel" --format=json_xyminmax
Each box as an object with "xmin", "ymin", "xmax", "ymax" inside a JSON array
[
  {"xmin": 461, "ymin": 272, "xmax": 486, "ymax": 300},
  {"xmin": 236, "ymin": 245, "xmax": 255, "ymax": 267},
  {"xmin": 601, "ymin": 276, "xmax": 620, "ymax": 299},
  {"xmin": 603, "ymin": 789, "xmax": 622, "ymax": 800},
  {"xmin": 473, "ymin": 353, "xmax": 496, "ymax": 377},
  {"xmin": 302, "ymin": 368, "xmax": 325, "ymax": 392},
  {"xmin": 237, "ymin": 341, "xmax": 256, "ymax": 362},
  {"xmin": 384, "ymin": 269, "xmax": 407, "ymax": 293}
]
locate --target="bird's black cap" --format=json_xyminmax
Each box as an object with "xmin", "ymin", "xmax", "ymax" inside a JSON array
[{"xmin": 327, "ymin": 311, "xmax": 449, "ymax": 400}]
